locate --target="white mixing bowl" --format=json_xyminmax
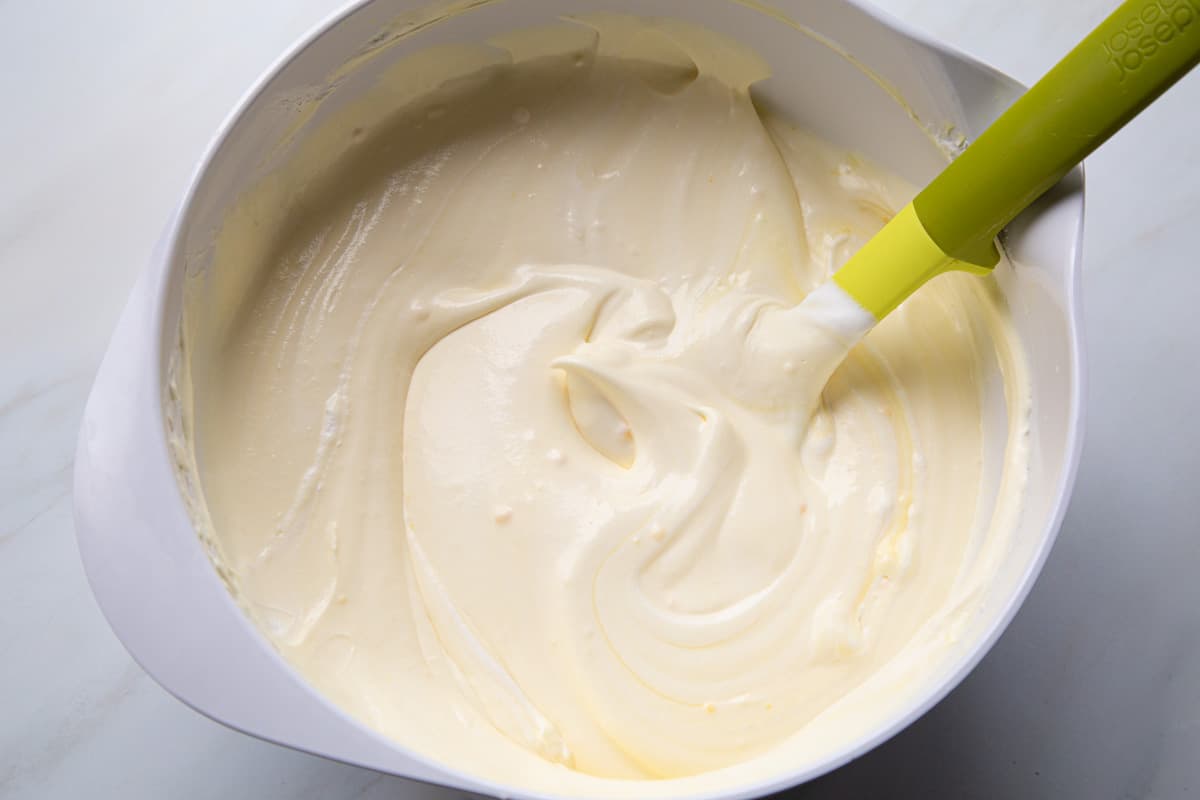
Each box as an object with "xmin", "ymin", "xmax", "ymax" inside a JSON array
[{"xmin": 74, "ymin": 1, "xmax": 1084, "ymax": 797}]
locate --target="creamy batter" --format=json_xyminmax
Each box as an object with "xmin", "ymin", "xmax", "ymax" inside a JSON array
[{"xmin": 178, "ymin": 16, "xmax": 1029, "ymax": 797}]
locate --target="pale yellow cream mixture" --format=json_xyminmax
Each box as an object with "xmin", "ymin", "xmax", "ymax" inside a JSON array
[{"xmin": 179, "ymin": 16, "xmax": 1029, "ymax": 797}]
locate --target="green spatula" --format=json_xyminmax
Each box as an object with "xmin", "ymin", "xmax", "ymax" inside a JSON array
[{"xmin": 831, "ymin": 0, "xmax": 1200, "ymax": 321}]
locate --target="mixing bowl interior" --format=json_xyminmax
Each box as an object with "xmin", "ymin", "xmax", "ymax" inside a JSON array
[{"xmin": 122, "ymin": 0, "xmax": 1083, "ymax": 796}]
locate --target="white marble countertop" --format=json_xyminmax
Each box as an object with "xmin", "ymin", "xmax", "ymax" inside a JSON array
[{"xmin": 2, "ymin": 1, "xmax": 1197, "ymax": 797}]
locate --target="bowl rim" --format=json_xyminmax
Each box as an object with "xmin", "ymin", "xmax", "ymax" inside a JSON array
[{"xmin": 89, "ymin": 0, "xmax": 1088, "ymax": 797}]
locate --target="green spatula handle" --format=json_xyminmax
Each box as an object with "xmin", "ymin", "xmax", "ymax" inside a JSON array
[{"xmin": 833, "ymin": 0, "xmax": 1200, "ymax": 319}]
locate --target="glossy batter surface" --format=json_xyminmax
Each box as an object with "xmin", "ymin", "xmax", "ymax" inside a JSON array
[{"xmin": 181, "ymin": 18, "xmax": 1029, "ymax": 796}]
